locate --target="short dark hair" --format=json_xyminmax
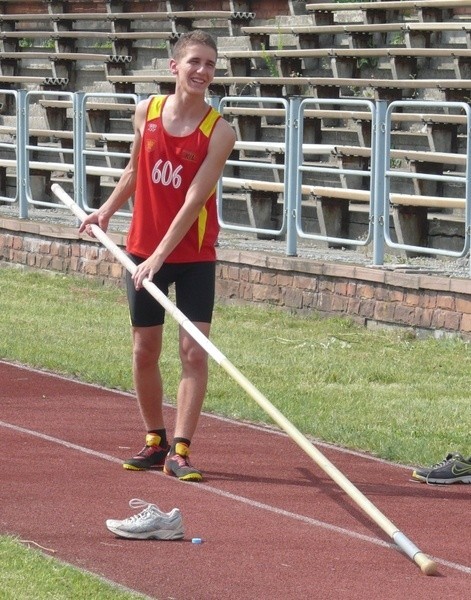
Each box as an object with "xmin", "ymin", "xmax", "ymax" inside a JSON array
[{"xmin": 172, "ymin": 30, "xmax": 218, "ymax": 61}]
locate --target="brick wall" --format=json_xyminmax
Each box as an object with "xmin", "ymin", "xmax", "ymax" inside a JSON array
[
  {"xmin": 1, "ymin": 216, "xmax": 471, "ymax": 339},
  {"xmin": 216, "ymin": 249, "xmax": 471, "ymax": 338}
]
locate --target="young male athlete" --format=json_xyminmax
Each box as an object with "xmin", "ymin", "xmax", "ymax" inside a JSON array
[{"xmin": 79, "ymin": 30, "xmax": 236, "ymax": 482}]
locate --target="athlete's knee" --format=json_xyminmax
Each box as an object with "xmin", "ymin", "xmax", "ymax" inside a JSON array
[
  {"xmin": 180, "ymin": 340, "xmax": 208, "ymax": 370},
  {"xmin": 132, "ymin": 328, "xmax": 161, "ymax": 368}
]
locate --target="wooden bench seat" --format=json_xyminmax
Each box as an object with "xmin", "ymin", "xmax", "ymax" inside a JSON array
[
  {"xmin": 221, "ymin": 48, "xmax": 471, "ymax": 60},
  {"xmin": 0, "ymin": 10, "xmax": 255, "ymax": 23},
  {"xmin": 0, "ymin": 125, "xmax": 134, "ymax": 145},
  {"xmin": 0, "ymin": 52, "xmax": 132, "ymax": 63},
  {"xmin": 222, "ymin": 178, "xmax": 466, "ymax": 210},
  {"xmin": 0, "ymin": 28, "xmax": 180, "ymax": 56},
  {"xmin": 38, "ymin": 99, "xmax": 136, "ymax": 112},
  {"xmin": 106, "ymin": 73, "xmax": 471, "ymax": 102},
  {"xmin": 306, "ymin": 0, "xmax": 471, "ymax": 11},
  {"xmin": 221, "ymin": 176, "xmax": 317, "ymax": 232},
  {"xmin": 0, "ymin": 31, "xmax": 178, "ymax": 41},
  {"xmin": 233, "ymin": 140, "xmax": 286, "ymax": 154},
  {"xmin": 302, "ymin": 143, "xmax": 466, "ymax": 202},
  {"xmin": 0, "ymin": 158, "xmax": 121, "ymax": 178},
  {"xmin": 0, "ymin": 75, "xmax": 69, "ymax": 114},
  {"xmin": 0, "ymin": 74, "xmax": 67, "ymax": 86},
  {"xmin": 0, "ymin": 51, "xmax": 132, "ymax": 81},
  {"xmin": 16, "ymin": 131, "xmax": 454, "ymax": 168},
  {"xmin": 0, "ymin": 51, "xmax": 132, "ymax": 71},
  {"xmin": 0, "ymin": 156, "xmax": 125, "ymax": 208},
  {"xmin": 306, "ymin": 0, "xmax": 471, "ymax": 25},
  {"xmin": 221, "ymin": 47, "xmax": 471, "ymax": 79},
  {"xmin": 106, "ymin": 74, "xmax": 471, "ymax": 90},
  {"xmin": 0, "ymin": 10, "xmax": 255, "ymax": 38},
  {"xmin": 222, "ymin": 176, "xmax": 320, "ymax": 195},
  {"xmin": 242, "ymin": 22, "xmax": 471, "ymax": 37},
  {"xmin": 0, "ymin": 125, "xmax": 73, "ymax": 141},
  {"xmin": 234, "ymin": 141, "xmax": 467, "ymax": 167},
  {"xmin": 0, "ymin": 75, "xmax": 47, "ymax": 85},
  {"xmin": 312, "ymin": 185, "xmax": 466, "ymax": 249},
  {"xmin": 218, "ymin": 177, "xmax": 467, "ymax": 241},
  {"xmin": 312, "ymin": 185, "xmax": 466, "ymax": 208},
  {"xmin": 222, "ymin": 105, "xmax": 468, "ymax": 126},
  {"xmin": 331, "ymin": 144, "xmax": 466, "ymax": 166},
  {"xmin": 223, "ymin": 104, "xmax": 466, "ymax": 151},
  {"xmin": 37, "ymin": 99, "xmax": 136, "ymax": 133},
  {"xmin": 241, "ymin": 21, "xmax": 471, "ymax": 50},
  {"xmin": 222, "ymin": 177, "xmax": 285, "ymax": 194}
]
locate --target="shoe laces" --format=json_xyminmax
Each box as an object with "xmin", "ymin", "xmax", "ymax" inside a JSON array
[
  {"xmin": 136, "ymin": 445, "xmax": 161, "ymax": 458},
  {"xmin": 126, "ymin": 498, "xmax": 160, "ymax": 520},
  {"xmin": 424, "ymin": 452, "xmax": 465, "ymax": 485},
  {"xmin": 173, "ymin": 453, "xmax": 192, "ymax": 468},
  {"xmin": 431, "ymin": 452, "xmax": 464, "ymax": 469}
]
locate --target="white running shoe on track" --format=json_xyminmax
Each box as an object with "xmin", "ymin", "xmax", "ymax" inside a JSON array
[{"xmin": 106, "ymin": 498, "xmax": 184, "ymax": 540}]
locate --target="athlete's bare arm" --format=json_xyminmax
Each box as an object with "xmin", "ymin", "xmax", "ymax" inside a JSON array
[{"xmin": 79, "ymin": 98, "xmax": 150, "ymax": 235}]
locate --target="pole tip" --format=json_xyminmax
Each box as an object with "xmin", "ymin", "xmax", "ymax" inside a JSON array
[{"xmin": 415, "ymin": 553, "xmax": 438, "ymax": 576}]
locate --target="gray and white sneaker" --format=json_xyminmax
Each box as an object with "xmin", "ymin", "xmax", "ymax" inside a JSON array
[
  {"xmin": 106, "ymin": 498, "xmax": 184, "ymax": 540},
  {"xmin": 412, "ymin": 452, "xmax": 471, "ymax": 484}
]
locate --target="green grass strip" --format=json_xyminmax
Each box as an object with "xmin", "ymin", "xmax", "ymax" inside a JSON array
[
  {"xmin": 1, "ymin": 266, "xmax": 470, "ymax": 467},
  {"xmin": 0, "ymin": 535, "xmax": 151, "ymax": 599}
]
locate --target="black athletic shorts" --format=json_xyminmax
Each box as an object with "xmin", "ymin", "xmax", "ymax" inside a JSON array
[{"xmin": 126, "ymin": 255, "xmax": 216, "ymax": 327}]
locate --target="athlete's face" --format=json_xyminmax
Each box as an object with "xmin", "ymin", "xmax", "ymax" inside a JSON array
[{"xmin": 170, "ymin": 43, "xmax": 217, "ymax": 94}]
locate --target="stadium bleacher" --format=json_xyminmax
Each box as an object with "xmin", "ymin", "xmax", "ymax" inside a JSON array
[{"xmin": 0, "ymin": 0, "xmax": 470, "ymax": 258}]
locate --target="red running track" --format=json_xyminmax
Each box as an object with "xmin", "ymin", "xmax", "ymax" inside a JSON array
[{"xmin": 1, "ymin": 360, "xmax": 470, "ymax": 600}]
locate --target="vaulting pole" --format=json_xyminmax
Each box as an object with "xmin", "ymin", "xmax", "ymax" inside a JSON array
[{"xmin": 52, "ymin": 183, "xmax": 437, "ymax": 576}]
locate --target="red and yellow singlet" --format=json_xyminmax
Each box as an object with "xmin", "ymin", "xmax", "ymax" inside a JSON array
[{"xmin": 126, "ymin": 95, "xmax": 221, "ymax": 262}]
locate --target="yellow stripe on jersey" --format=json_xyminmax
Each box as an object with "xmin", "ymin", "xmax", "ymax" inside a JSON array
[
  {"xmin": 147, "ymin": 95, "xmax": 165, "ymax": 121},
  {"xmin": 147, "ymin": 97, "xmax": 219, "ymax": 136},
  {"xmin": 197, "ymin": 185, "xmax": 217, "ymax": 249},
  {"xmin": 199, "ymin": 108, "xmax": 220, "ymax": 138},
  {"xmin": 198, "ymin": 206, "xmax": 208, "ymax": 250}
]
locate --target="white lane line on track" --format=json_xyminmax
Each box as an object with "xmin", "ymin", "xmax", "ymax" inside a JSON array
[
  {"xmin": 0, "ymin": 359, "xmax": 415, "ymax": 470},
  {"xmin": 1, "ymin": 419, "xmax": 470, "ymax": 576}
]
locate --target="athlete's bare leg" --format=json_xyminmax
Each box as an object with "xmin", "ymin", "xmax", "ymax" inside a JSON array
[
  {"xmin": 173, "ymin": 322, "xmax": 211, "ymax": 441},
  {"xmin": 131, "ymin": 325, "xmax": 165, "ymax": 430}
]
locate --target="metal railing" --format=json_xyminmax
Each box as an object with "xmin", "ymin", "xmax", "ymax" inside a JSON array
[
  {"xmin": 0, "ymin": 90, "xmax": 18, "ymax": 205},
  {"xmin": 1, "ymin": 90, "xmax": 470, "ymax": 273},
  {"xmin": 382, "ymin": 100, "xmax": 471, "ymax": 260},
  {"xmin": 290, "ymin": 97, "xmax": 377, "ymax": 256},
  {"xmin": 216, "ymin": 96, "xmax": 289, "ymax": 238}
]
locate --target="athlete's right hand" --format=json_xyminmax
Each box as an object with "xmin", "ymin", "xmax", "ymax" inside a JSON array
[{"xmin": 79, "ymin": 211, "xmax": 110, "ymax": 238}]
